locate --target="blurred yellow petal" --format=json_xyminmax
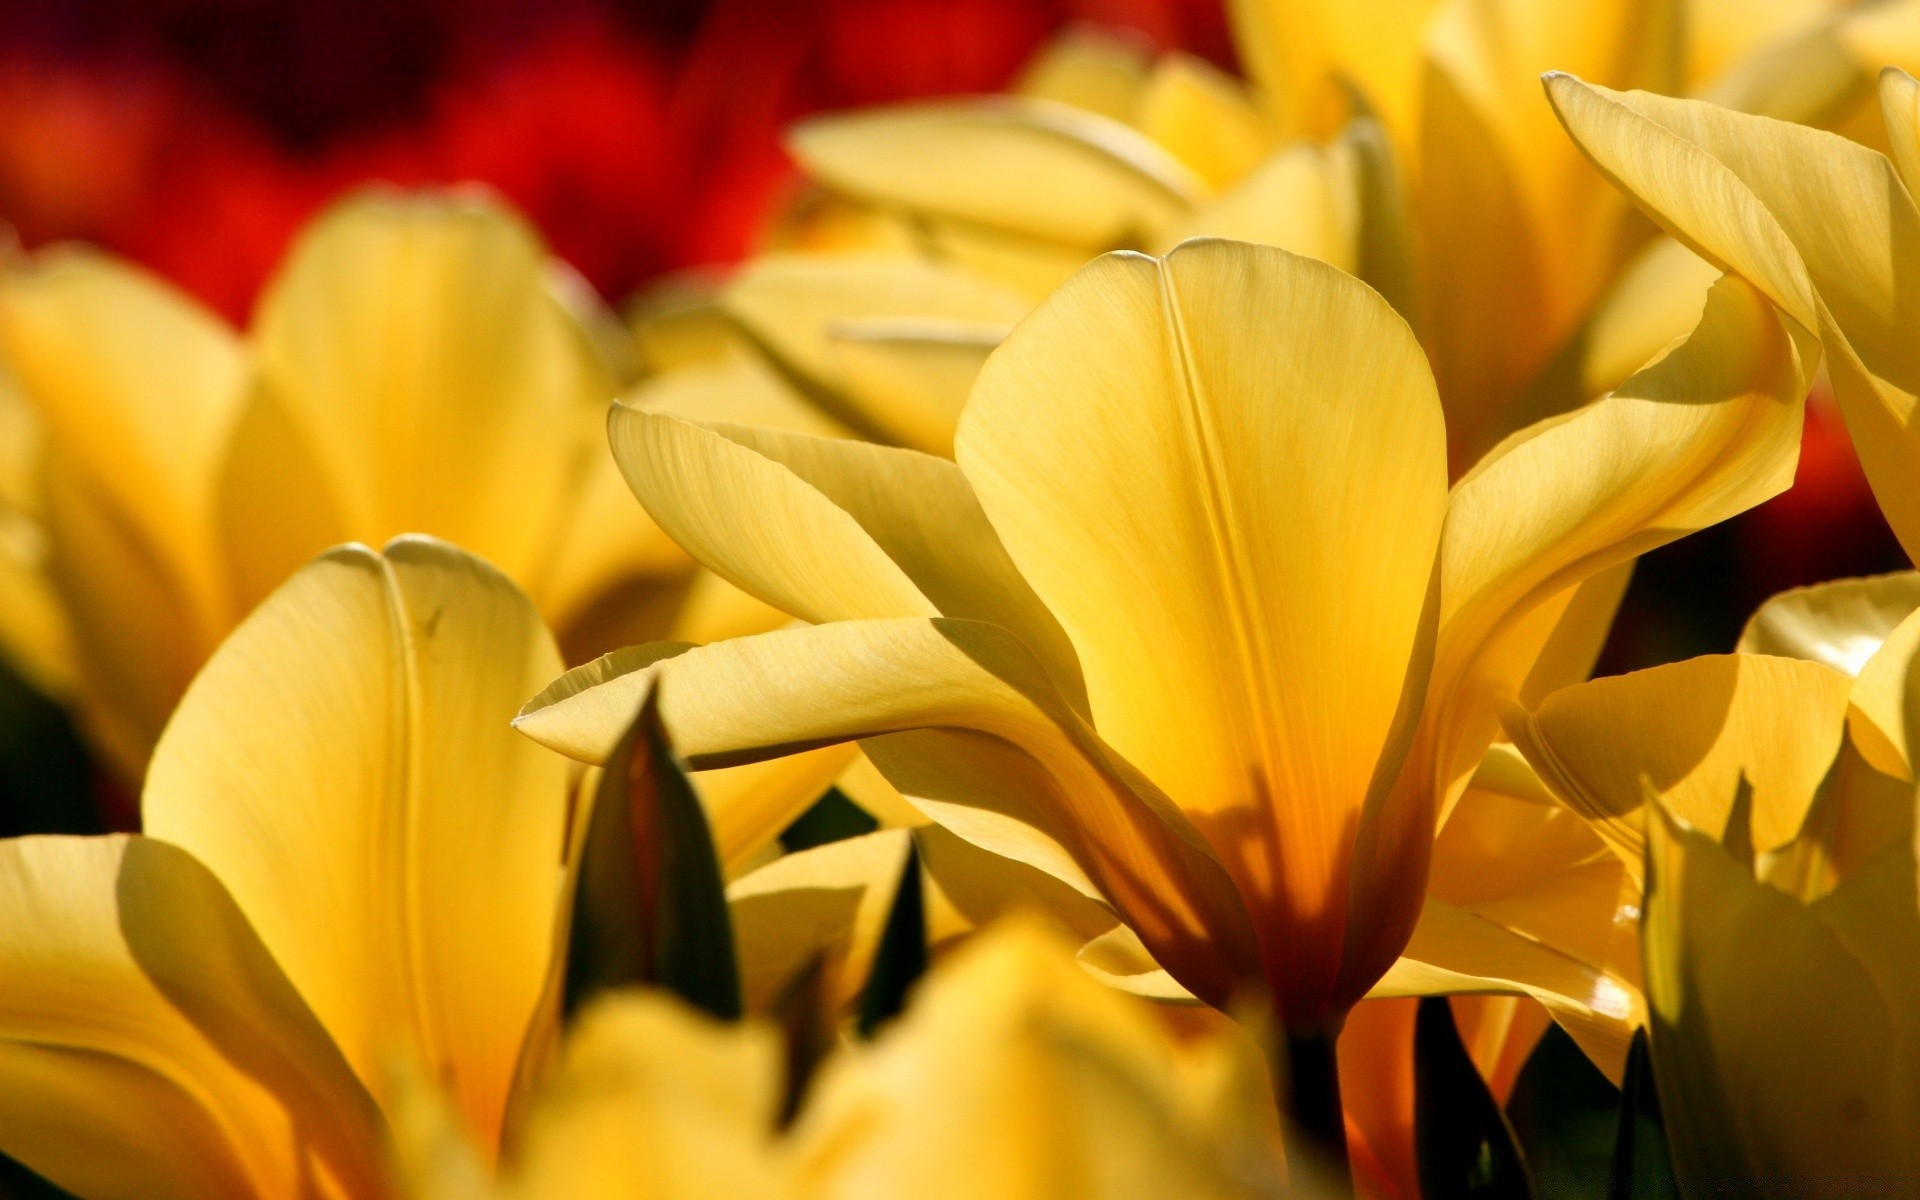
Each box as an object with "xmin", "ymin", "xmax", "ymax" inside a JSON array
[
  {"xmin": 790, "ymin": 920, "xmax": 1283, "ymax": 1200},
  {"xmin": 0, "ymin": 505, "xmax": 76, "ymax": 701},
  {"xmin": 960, "ymin": 241, "xmax": 1445, "ymax": 1024},
  {"xmin": 1432, "ymin": 273, "xmax": 1807, "ymax": 830},
  {"xmin": 144, "ymin": 536, "xmax": 571, "ymax": 1153},
  {"xmin": 787, "ymin": 100, "xmax": 1205, "ymax": 248},
  {"xmin": 700, "ymin": 744, "xmax": 861, "ymax": 878},
  {"xmin": 0, "ymin": 247, "xmax": 241, "ymax": 613},
  {"xmin": 1226, "ymin": 0, "xmax": 1443, "ymax": 142},
  {"xmin": 1508, "ymin": 653, "xmax": 1852, "ymax": 872},
  {"xmin": 1642, "ymin": 806, "xmax": 1920, "ymax": 1191},
  {"xmin": 241, "ymin": 189, "xmax": 611, "ymax": 596},
  {"xmin": 822, "ymin": 319, "xmax": 1002, "ymax": 455},
  {"xmin": 1013, "ymin": 26, "xmax": 1153, "ymax": 122},
  {"xmin": 0, "ymin": 834, "xmax": 385, "ymax": 1200},
  {"xmin": 1686, "ymin": 0, "xmax": 1840, "ymax": 91},
  {"xmin": 1154, "ymin": 141, "xmax": 1357, "ymax": 270},
  {"xmin": 1737, "ymin": 570, "xmax": 1920, "ymax": 672},
  {"xmin": 607, "ymin": 410, "xmax": 938, "ymax": 624},
  {"xmin": 1886, "ymin": 67, "xmax": 1920, "ymax": 202},
  {"xmin": 719, "ymin": 254, "xmax": 1023, "ymax": 443},
  {"xmin": 1132, "ymin": 54, "xmax": 1267, "ymax": 190},
  {"xmin": 516, "ymin": 617, "xmax": 1259, "ymax": 1007}
]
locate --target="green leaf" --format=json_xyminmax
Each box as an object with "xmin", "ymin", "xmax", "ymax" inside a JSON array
[
  {"xmin": 1415, "ymin": 996, "xmax": 1535, "ymax": 1199},
  {"xmin": 780, "ymin": 786, "xmax": 879, "ymax": 854},
  {"xmin": 855, "ymin": 839, "xmax": 926, "ymax": 1038},
  {"xmin": 1506, "ymin": 1024, "xmax": 1622, "ymax": 1200},
  {"xmin": 1608, "ymin": 1028, "xmax": 1679, "ymax": 1200},
  {"xmin": 563, "ymin": 686, "xmax": 741, "ymax": 1021}
]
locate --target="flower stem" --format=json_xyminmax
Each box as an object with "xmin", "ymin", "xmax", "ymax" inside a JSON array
[{"xmin": 1282, "ymin": 1030, "xmax": 1352, "ymax": 1196}]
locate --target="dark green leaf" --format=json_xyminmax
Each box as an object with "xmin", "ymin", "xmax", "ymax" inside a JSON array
[
  {"xmin": 1415, "ymin": 996, "xmax": 1535, "ymax": 1199},
  {"xmin": 780, "ymin": 787, "xmax": 878, "ymax": 854},
  {"xmin": 1507, "ymin": 1023, "xmax": 1622, "ymax": 1200},
  {"xmin": 1608, "ymin": 1029, "xmax": 1679, "ymax": 1200},
  {"xmin": 563, "ymin": 686, "xmax": 740, "ymax": 1021},
  {"xmin": 855, "ymin": 839, "xmax": 925, "ymax": 1038}
]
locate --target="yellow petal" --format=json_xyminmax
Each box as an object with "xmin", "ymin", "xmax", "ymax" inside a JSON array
[
  {"xmin": 729, "ymin": 828, "xmax": 914, "ymax": 1014},
  {"xmin": 719, "ymin": 254, "xmax": 1023, "ymax": 444},
  {"xmin": 607, "ymin": 409, "xmax": 938, "ymax": 624},
  {"xmin": 240, "ymin": 189, "xmax": 612, "ymax": 595},
  {"xmin": 0, "ymin": 834, "xmax": 384, "ymax": 1199},
  {"xmin": 1013, "ymin": 26, "xmax": 1153, "ymax": 123},
  {"xmin": 0, "ymin": 247, "xmax": 241, "ymax": 616},
  {"xmin": 1642, "ymin": 806, "xmax": 1920, "ymax": 1189},
  {"xmin": 627, "ymin": 342, "xmax": 847, "ymax": 438},
  {"xmin": 1574, "ymin": 236, "xmax": 1721, "ymax": 400},
  {"xmin": 960, "ymin": 240, "xmax": 1446, "ymax": 1023},
  {"xmin": 1737, "ymin": 570, "xmax": 1920, "ymax": 673},
  {"xmin": 0, "ymin": 504, "xmax": 77, "ymax": 701},
  {"xmin": 821, "ymin": 319, "xmax": 1003, "ymax": 455},
  {"xmin": 787, "ymin": 100, "xmax": 1205, "ymax": 248},
  {"xmin": 143, "ymin": 536, "xmax": 571, "ymax": 1154},
  {"xmin": 1226, "ymin": 0, "xmax": 1443, "ymax": 143},
  {"xmin": 1153, "ymin": 141, "xmax": 1358, "ymax": 271},
  {"xmin": 1687, "ymin": 0, "xmax": 1839, "ymax": 92},
  {"xmin": 700, "ymin": 744, "xmax": 862, "ymax": 878},
  {"xmin": 1131, "ymin": 54, "xmax": 1267, "ymax": 190},
  {"xmin": 1433, "ymin": 273, "xmax": 1807, "ymax": 829},
  {"xmin": 688, "ymin": 420, "xmax": 1087, "ymax": 710},
  {"xmin": 516, "ymin": 617, "xmax": 1260, "ymax": 1007},
  {"xmin": 1370, "ymin": 897, "xmax": 1643, "ymax": 1083},
  {"xmin": 1846, "ymin": 604, "xmax": 1920, "ymax": 779},
  {"xmin": 395, "ymin": 992, "xmax": 791, "ymax": 1199},
  {"xmin": 789, "ymin": 919, "xmax": 1284, "ymax": 1200},
  {"xmin": 1508, "ymin": 653, "xmax": 1852, "ymax": 872},
  {"xmin": 1885, "ymin": 67, "xmax": 1920, "ymax": 203}
]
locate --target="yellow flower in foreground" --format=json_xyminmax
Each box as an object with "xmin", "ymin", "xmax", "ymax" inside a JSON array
[
  {"xmin": 0, "ymin": 189, "xmax": 685, "ymax": 782},
  {"xmin": 518, "ymin": 239, "xmax": 1806, "ymax": 1058},
  {"xmin": 1504, "ymin": 641, "xmax": 1920, "ymax": 1192},
  {"xmin": 392, "ymin": 921, "xmax": 1287, "ymax": 1200},
  {"xmin": 1546, "ymin": 67, "xmax": 1920, "ymax": 564},
  {"xmin": 0, "ymin": 536, "xmax": 576, "ymax": 1198}
]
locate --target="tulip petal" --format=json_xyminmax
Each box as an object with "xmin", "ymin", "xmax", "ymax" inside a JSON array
[
  {"xmin": 1642, "ymin": 807, "xmax": 1920, "ymax": 1190},
  {"xmin": 607, "ymin": 409, "xmax": 938, "ymax": 625},
  {"xmin": 1434, "ymin": 272, "xmax": 1807, "ymax": 827},
  {"xmin": 1013, "ymin": 27, "xmax": 1152, "ymax": 122},
  {"xmin": 1880, "ymin": 67, "xmax": 1920, "ymax": 197},
  {"xmin": 1154, "ymin": 142, "xmax": 1357, "ymax": 271},
  {"xmin": 823, "ymin": 320, "xmax": 1002, "ymax": 455},
  {"xmin": 242, "ymin": 190, "xmax": 611, "ymax": 591},
  {"xmin": 719, "ymin": 255, "xmax": 1025, "ymax": 444},
  {"xmin": 1508, "ymin": 653, "xmax": 1852, "ymax": 873},
  {"xmin": 1737, "ymin": 570, "xmax": 1920, "ymax": 673},
  {"xmin": 959, "ymin": 241, "xmax": 1446, "ymax": 1017},
  {"xmin": 1132, "ymin": 55, "xmax": 1267, "ymax": 190},
  {"xmin": 689, "ymin": 421, "xmax": 1087, "ymax": 711},
  {"xmin": 516, "ymin": 617, "xmax": 1260, "ymax": 1007},
  {"xmin": 143, "ymin": 536, "xmax": 571, "ymax": 1153},
  {"xmin": 0, "ymin": 834, "xmax": 385, "ymax": 1200},
  {"xmin": 1846, "ymin": 605, "xmax": 1920, "ymax": 779},
  {"xmin": 787, "ymin": 100, "xmax": 1205, "ymax": 248}
]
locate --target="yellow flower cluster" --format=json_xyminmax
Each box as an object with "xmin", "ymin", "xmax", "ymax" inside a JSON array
[{"xmin": 2, "ymin": 1, "xmax": 1919, "ymax": 1197}]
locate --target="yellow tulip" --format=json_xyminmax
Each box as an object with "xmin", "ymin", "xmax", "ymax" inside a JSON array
[
  {"xmin": 0, "ymin": 188, "xmax": 716, "ymax": 784},
  {"xmin": 516, "ymin": 237, "xmax": 1805, "ymax": 1080},
  {"xmin": 1505, "ymin": 638, "xmax": 1920, "ymax": 1192},
  {"xmin": 642, "ymin": 0, "xmax": 1919, "ymax": 479},
  {"xmin": 0, "ymin": 536, "xmax": 578, "ymax": 1198},
  {"xmin": 390, "ymin": 920, "xmax": 1288, "ymax": 1200}
]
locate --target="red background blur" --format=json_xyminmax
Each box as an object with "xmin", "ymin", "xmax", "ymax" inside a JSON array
[{"xmin": 0, "ymin": 0, "xmax": 1904, "ymax": 668}]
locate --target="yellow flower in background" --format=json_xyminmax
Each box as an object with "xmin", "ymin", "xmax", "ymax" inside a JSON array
[
  {"xmin": 393, "ymin": 921, "xmax": 1288, "ymax": 1200},
  {"xmin": 0, "ymin": 188, "xmax": 696, "ymax": 783},
  {"xmin": 518, "ymin": 239, "xmax": 1805, "ymax": 1058},
  {"xmin": 0, "ymin": 536, "xmax": 576, "ymax": 1198},
  {"xmin": 633, "ymin": 0, "xmax": 1919, "ymax": 473},
  {"xmin": 1501, "ymin": 637, "xmax": 1920, "ymax": 1193}
]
